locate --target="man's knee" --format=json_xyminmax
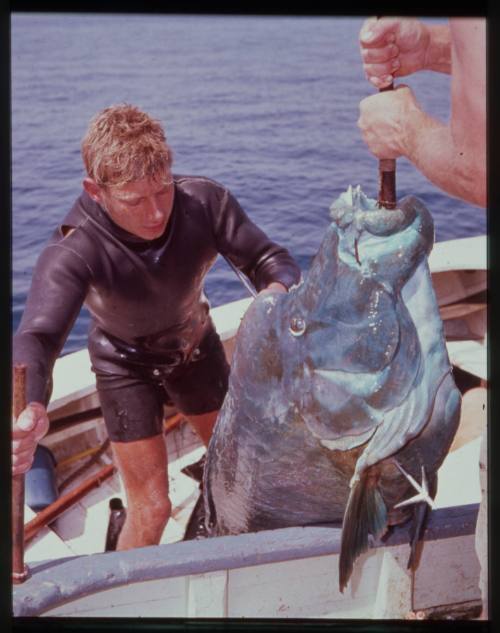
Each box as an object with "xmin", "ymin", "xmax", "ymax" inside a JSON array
[
  {"xmin": 128, "ymin": 491, "xmax": 172, "ymax": 527},
  {"xmin": 131, "ymin": 486, "xmax": 172, "ymax": 512},
  {"xmin": 117, "ymin": 492, "xmax": 172, "ymax": 550},
  {"xmin": 147, "ymin": 495, "xmax": 172, "ymax": 529}
]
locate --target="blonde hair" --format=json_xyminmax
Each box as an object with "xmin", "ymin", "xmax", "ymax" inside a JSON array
[{"xmin": 81, "ymin": 104, "xmax": 173, "ymax": 186}]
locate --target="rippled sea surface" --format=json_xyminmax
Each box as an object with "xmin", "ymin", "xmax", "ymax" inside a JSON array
[{"xmin": 12, "ymin": 14, "xmax": 486, "ymax": 354}]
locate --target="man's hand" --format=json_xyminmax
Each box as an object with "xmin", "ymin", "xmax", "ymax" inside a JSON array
[
  {"xmin": 360, "ymin": 17, "xmax": 431, "ymax": 89},
  {"xmin": 358, "ymin": 85, "xmax": 423, "ymax": 159},
  {"xmin": 258, "ymin": 282, "xmax": 288, "ymax": 297},
  {"xmin": 12, "ymin": 402, "xmax": 50, "ymax": 475}
]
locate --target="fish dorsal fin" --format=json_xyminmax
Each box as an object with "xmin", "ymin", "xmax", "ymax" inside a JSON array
[{"xmin": 339, "ymin": 468, "xmax": 387, "ymax": 592}]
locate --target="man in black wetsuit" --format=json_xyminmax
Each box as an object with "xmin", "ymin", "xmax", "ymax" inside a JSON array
[{"xmin": 12, "ymin": 104, "xmax": 301, "ymax": 549}]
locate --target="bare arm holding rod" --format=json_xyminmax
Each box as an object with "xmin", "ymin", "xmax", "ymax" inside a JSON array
[{"xmin": 357, "ymin": 17, "xmax": 486, "ymax": 207}]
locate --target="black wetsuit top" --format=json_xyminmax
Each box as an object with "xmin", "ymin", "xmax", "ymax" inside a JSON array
[{"xmin": 14, "ymin": 175, "xmax": 301, "ymax": 405}]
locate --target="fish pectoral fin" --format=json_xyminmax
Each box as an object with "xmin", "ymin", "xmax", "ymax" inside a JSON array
[{"xmin": 339, "ymin": 468, "xmax": 387, "ymax": 593}]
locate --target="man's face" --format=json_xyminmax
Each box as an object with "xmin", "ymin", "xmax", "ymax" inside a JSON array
[{"xmin": 87, "ymin": 172, "xmax": 175, "ymax": 240}]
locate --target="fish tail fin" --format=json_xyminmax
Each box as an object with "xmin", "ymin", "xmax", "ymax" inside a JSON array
[
  {"xmin": 407, "ymin": 474, "xmax": 436, "ymax": 571},
  {"xmin": 339, "ymin": 468, "xmax": 387, "ymax": 593}
]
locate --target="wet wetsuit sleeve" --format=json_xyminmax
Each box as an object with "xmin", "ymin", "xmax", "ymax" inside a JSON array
[
  {"xmin": 13, "ymin": 243, "xmax": 93, "ymax": 405},
  {"xmin": 212, "ymin": 188, "xmax": 301, "ymax": 292}
]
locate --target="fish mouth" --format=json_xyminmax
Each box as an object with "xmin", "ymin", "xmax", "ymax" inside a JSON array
[
  {"xmin": 328, "ymin": 186, "xmax": 433, "ymax": 291},
  {"xmin": 330, "ymin": 185, "xmax": 415, "ymax": 237},
  {"xmin": 329, "ymin": 185, "xmax": 417, "ymax": 267}
]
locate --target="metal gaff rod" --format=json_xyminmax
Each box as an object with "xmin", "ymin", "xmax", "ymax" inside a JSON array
[
  {"xmin": 223, "ymin": 255, "xmax": 258, "ymax": 298},
  {"xmin": 376, "ymin": 17, "xmax": 397, "ymax": 210}
]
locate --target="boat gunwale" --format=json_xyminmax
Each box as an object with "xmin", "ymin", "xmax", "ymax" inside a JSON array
[{"xmin": 13, "ymin": 503, "xmax": 479, "ymax": 617}]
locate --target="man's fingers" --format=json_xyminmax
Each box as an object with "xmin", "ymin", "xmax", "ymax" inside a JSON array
[
  {"xmin": 13, "ymin": 407, "xmax": 37, "ymax": 435},
  {"xmin": 361, "ymin": 43, "xmax": 399, "ymax": 64},
  {"xmin": 12, "ymin": 444, "xmax": 36, "ymax": 463},
  {"xmin": 368, "ymin": 75, "xmax": 394, "ymax": 89},
  {"xmin": 359, "ymin": 17, "xmax": 401, "ymax": 47},
  {"xmin": 364, "ymin": 59, "xmax": 400, "ymax": 81},
  {"xmin": 12, "ymin": 437, "xmax": 37, "ymax": 453},
  {"xmin": 359, "ymin": 18, "xmax": 381, "ymax": 46},
  {"xmin": 12, "ymin": 453, "xmax": 35, "ymax": 475},
  {"xmin": 12, "ymin": 403, "xmax": 49, "ymax": 440},
  {"xmin": 358, "ymin": 86, "xmax": 413, "ymax": 160},
  {"xmin": 11, "ymin": 402, "xmax": 49, "ymax": 476}
]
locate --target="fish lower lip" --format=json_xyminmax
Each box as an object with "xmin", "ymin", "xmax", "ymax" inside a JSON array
[{"xmin": 314, "ymin": 367, "xmax": 389, "ymax": 397}]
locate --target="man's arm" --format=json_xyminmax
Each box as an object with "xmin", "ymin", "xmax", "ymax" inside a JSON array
[
  {"xmin": 358, "ymin": 18, "xmax": 486, "ymax": 208},
  {"xmin": 13, "ymin": 242, "xmax": 91, "ymax": 474},
  {"xmin": 448, "ymin": 18, "xmax": 486, "ymax": 206},
  {"xmin": 211, "ymin": 186, "xmax": 301, "ymax": 293},
  {"xmin": 14, "ymin": 244, "xmax": 91, "ymax": 404}
]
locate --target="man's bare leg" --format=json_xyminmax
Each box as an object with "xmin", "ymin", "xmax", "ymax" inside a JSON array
[
  {"xmin": 111, "ymin": 434, "xmax": 171, "ymax": 550},
  {"xmin": 185, "ymin": 409, "xmax": 219, "ymax": 447}
]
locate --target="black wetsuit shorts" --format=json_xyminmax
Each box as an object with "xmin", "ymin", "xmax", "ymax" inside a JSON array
[{"xmin": 95, "ymin": 324, "xmax": 230, "ymax": 442}]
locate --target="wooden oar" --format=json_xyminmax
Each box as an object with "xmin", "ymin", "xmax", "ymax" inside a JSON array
[
  {"xmin": 12, "ymin": 364, "xmax": 29, "ymax": 584},
  {"xmin": 164, "ymin": 411, "xmax": 185, "ymax": 434},
  {"xmin": 24, "ymin": 463, "xmax": 115, "ymax": 543}
]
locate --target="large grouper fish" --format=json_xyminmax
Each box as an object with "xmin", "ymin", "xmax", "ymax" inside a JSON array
[{"xmin": 203, "ymin": 185, "xmax": 461, "ymax": 591}]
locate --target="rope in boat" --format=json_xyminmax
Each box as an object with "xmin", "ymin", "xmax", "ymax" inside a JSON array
[{"xmin": 58, "ymin": 438, "xmax": 111, "ymax": 491}]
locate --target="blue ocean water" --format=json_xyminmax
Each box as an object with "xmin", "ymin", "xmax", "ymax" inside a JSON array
[{"xmin": 11, "ymin": 14, "xmax": 486, "ymax": 355}]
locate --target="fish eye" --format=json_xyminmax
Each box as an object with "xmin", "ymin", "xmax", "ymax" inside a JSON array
[{"xmin": 289, "ymin": 316, "xmax": 306, "ymax": 337}]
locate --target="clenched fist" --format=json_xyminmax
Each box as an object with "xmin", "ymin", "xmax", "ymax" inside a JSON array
[
  {"xmin": 12, "ymin": 402, "xmax": 50, "ymax": 475},
  {"xmin": 358, "ymin": 84, "xmax": 422, "ymax": 159},
  {"xmin": 359, "ymin": 17, "xmax": 431, "ymax": 89}
]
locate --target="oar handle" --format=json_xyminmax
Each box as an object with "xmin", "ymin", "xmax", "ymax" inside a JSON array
[
  {"xmin": 376, "ymin": 18, "xmax": 397, "ymax": 210},
  {"xmin": 12, "ymin": 364, "xmax": 29, "ymax": 584}
]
